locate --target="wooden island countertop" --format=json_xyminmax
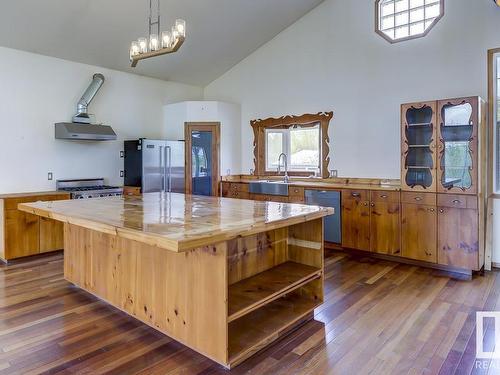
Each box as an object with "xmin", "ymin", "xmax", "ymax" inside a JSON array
[
  {"xmin": 18, "ymin": 192, "xmax": 333, "ymax": 252},
  {"xmin": 18, "ymin": 193, "xmax": 333, "ymax": 369}
]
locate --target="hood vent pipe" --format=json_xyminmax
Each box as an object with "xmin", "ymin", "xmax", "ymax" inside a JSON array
[{"xmin": 73, "ymin": 73, "xmax": 105, "ymax": 124}]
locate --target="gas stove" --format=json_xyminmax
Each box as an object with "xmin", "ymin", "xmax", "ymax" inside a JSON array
[{"xmin": 56, "ymin": 178, "xmax": 123, "ymax": 199}]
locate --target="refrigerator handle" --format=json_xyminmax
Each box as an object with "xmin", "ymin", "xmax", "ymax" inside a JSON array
[
  {"xmin": 159, "ymin": 145, "xmax": 165, "ymax": 192},
  {"xmin": 168, "ymin": 146, "xmax": 172, "ymax": 193},
  {"xmin": 165, "ymin": 146, "xmax": 171, "ymax": 193}
]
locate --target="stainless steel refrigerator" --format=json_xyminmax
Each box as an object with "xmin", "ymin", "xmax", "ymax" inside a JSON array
[{"xmin": 124, "ymin": 139, "xmax": 185, "ymax": 193}]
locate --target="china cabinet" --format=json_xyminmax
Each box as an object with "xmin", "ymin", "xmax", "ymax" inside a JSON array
[{"xmin": 401, "ymin": 96, "xmax": 486, "ymax": 272}]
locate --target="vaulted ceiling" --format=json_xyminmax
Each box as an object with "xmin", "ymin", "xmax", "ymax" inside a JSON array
[{"xmin": 0, "ymin": 0, "xmax": 324, "ymax": 86}]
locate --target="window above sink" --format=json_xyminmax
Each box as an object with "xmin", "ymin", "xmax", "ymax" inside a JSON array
[
  {"xmin": 265, "ymin": 124, "xmax": 320, "ymax": 173},
  {"xmin": 251, "ymin": 112, "xmax": 333, "ymax": 179}
]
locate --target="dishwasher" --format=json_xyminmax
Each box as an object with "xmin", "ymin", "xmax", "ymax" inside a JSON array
[{"xmin": 305, "ymin": 189, "xmax": 341, "ymax": 244}]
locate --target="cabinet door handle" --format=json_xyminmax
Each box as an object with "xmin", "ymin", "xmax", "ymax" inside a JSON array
[
  {"xmin": 380, "ymin": 194, "xmax": 388, "ymax": 199},
  {"xmin": 351, "ymin": 192, "xmax": 361, "ymax": 197},
  {"xmin": 414, "ymin": 197, "xmax": 423, "ymax": 201},
  {"xmin": 370, "ymin": 203, "xmax": 375, "ymax": 207},
  {"xmin": 363, "ymin": 202, "xmax": 369, "ymax": 206},
  {"xmin": 439, "ymin": 209, "xmax": 444, "ymax": 213},
  {"xmin": 428, "ymin": 208, "xmax": 435, "ymax": 212},
  {"xmin": 452, "ymin": 199, "xmax": 461, "ymax": 204}
]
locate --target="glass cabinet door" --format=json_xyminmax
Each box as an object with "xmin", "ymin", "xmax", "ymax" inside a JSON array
[
  {"xmin": 401, "ymin": 102, "xmax": 437, "ymax": 191},
  {"xmin": 437, "ymin": 98, "xmax": 477, "ymax": 194}
]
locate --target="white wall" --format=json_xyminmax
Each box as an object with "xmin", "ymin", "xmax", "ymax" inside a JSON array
[
  {"xmin": 204, "ymin": 0, "xmax": 500, "ymax": 178},
  {"xmin": 163, "ymin": 101, "xmax": 241, "ymax": 177},
  {"xmin": 0, "ymin": 46, "xmax": 203, "ymax": 194}
]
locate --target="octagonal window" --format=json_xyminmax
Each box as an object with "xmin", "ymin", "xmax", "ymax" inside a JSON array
[{"xmin": 376, "ymin": 0, "xmax": 444, "ymax": 43}]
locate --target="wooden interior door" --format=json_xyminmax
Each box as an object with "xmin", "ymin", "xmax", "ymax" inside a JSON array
[
  {"xmin": 185, "ymin": 123, "xmax": 220, "ymax": 196},
  {"xmin": 341, "ymin": 190, "xmax": 370, "ymax": 251},
  {"xmin": 401, "ymin": 101, "xmax": 437, "ymax": 192},
  {"xmin": 370, "ymin": 192, "xmax": 401, "ymax": 256},
  {"xmin": 436, "ymin": 97, "xmax": 478, "ymax": 195},
  {"xmin": 437, "ymin": 207, "xmax": 479, "ymax": 270},
  {"xmin": 401, "ymin": 203, "xmax": 437, "ymax": 263}
]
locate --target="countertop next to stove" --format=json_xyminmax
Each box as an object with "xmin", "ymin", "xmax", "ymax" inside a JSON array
[{"xmin": 0, "ymin": 191, "xmax": 69, "ymax": 199}]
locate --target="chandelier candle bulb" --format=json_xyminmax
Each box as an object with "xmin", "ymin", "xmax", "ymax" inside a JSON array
[
  {"xmin": 138, "ymin": 37, "xmax": 148, "ymax": 53},
  {"xmin": 175, "ymin": 19, "xmax": 186, "ymax": 37},
  {"xmin": 149, "ymin": 34, "xmax": 160, "ymax": 51},
  {"xmin": 161, "ymin": 31, "xmax": 172, "ymax": 48},
  {"xmin": 171, "ymin": 26, "xmax": 179, "ymax": 42},
  {"xmin": 129, "ymin": 41, "xmax": 139, "ymax": 61}
]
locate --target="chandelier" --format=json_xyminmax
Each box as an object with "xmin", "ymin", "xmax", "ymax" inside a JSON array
[{"xmin": 129, "ymin": 0, "xmax": 186, "ymax": 67}]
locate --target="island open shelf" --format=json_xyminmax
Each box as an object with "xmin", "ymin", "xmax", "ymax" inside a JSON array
[
  {"xmin": 228, "ymin": 261, "xmax": 321, "ymax": 322},
  {"xmin": 225, "ymin": 218, "xmax": 324, "ymax": 366},
  {"xmin": 17, "ymin": 193, "xmax": 331, "ymax": 369},
  {"xmin": 228, "ymin": 285, "xmax": 320, "ymax": 366}
]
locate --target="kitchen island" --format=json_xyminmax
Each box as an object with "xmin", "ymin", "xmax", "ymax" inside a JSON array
[{"xmin": 18, "ymin": 193, "xmax": 333, "ymax": 369}]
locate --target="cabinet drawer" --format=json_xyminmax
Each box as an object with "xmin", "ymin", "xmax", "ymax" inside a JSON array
[
  {"xmin": 230, "ymin": 183, "xmax": 249, "ymax": 193},
  {"xmin": 401, "ymin": 192, "xmax": 436, "ymax": 206},
  {"xmin": 249, "ymin": 194, "xmax": 288, "ymax": 203},
  {"xmin": 437, "ymin": 194, "xmax": 477, "ymax": 210},
  {"xmin": 289, "ymin": 186, "xmax": 305, "ymax": 197},
  {"xmin": 342, "ymin": 189, "xmax": 369, "ymax": 201},
  {"xmin": 3, "ymin": 194, "xmax": 70, "ymax": 210},
  {"xmin": 370, "ymin": 190, "xmax": 400, "ymax": 203},
  {"xmin": 228, "ymin": 191, "xmax": 249, "ymax": 199}
]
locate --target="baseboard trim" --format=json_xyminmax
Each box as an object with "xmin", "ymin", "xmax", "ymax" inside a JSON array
[{"xmin": 334, "ymin": 247, "xmax": 474, "ymax": 278}]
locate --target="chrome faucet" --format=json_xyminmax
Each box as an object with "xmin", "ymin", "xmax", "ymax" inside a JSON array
[{"xmin": 277, "ymin": 153, "xmax": 289, "ymax": 183}]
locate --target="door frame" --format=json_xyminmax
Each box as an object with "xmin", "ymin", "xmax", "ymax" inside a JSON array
[
  {"xmin": 488, "ymin": 48, "xmax": 500, "ymax": 195},
  {"xmin": 185, "ymin": 122, "xmax": 221, "ymax": 196}
]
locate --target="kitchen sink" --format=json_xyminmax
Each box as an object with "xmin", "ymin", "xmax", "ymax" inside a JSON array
[{"xmin": 248, "ymin": 180, "xmax": 289, "ymax": 196}]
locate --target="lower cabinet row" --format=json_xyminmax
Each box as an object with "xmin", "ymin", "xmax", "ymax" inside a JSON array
[
  {"xmin": 341, "ymin": 190, "xmax": 481, "ymax": 271},
  {"xmin": 0, "ymin": 192, "xmax": 70, "ymax": 262},
  {"xmin": 221, "ymin": 183, "xmax": 482, "ymax": 272}
]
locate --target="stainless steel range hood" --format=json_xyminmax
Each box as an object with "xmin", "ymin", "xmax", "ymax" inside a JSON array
[
  {"xmin": 55, "ymin": 122, "xmax": 117, "ymax": 141},
  {"xmin": 55, "ymin": 73, "xmax": 117, "ymax": 141}
]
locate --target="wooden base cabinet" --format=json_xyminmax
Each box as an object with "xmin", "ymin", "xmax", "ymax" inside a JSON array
[
  {"xmin": 0, "ymin": 192, "xmax": 70, "ymax": 261},
  {"xmin": 4, "ymin": 209, "xmax": 40, "ymax": 259},
  {"xmin": 341, "ymin": 189, "xmax": 401, "ymax": 254},
  {"xmin": 341, "ymin": 190, "xmax": 370, "ymax": 251},
  {"xmin": 370, "ymin": 191, "xmax": 401, "ymax": 256},
  {"xmin": 401, "ymin": 203, "xmax": 437, "ymax": 263},
  {"xmin": 39, "ymin": 217, "xmax": 65, "ymax": 254},
  {"xmin": 437, "ymin": 207, "xmax": 479, "ymax": 270}
]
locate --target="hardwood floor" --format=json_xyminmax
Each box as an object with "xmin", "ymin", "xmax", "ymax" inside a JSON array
[{"xmin": 0, "ymin": 250, "xmax": 498, "ymax": 374}]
